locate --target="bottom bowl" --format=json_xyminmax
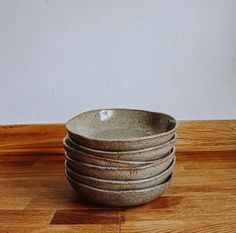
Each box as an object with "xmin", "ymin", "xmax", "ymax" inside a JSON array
[{"xmin": 65, "ymin": 171, "xmax": 173, "ymax": 207}]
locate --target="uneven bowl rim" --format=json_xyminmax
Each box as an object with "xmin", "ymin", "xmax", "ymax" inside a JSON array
[
  {"xmin": 63, "ymin": 136, "xmax": 176, "ymax": 164},
  {"xmin": 65, "ymin": 108, "xmax": 178, "ymax": 143},
  {"xmin": 64, "ymin": 139, "xmax": 147, "ymax": 165},
  {"xmin": 65, "ymin": 147, "xmax": 175, "ymax": 171},
  {"xmin": 65, "ymin": 170, "xmax": 173, "ymax": 193},
  {"xmin": 65, "ymin": 156, "xmax": 176, "ymax": 185},
  {"xmin": 64, "ymin": 134, "xmax": 176, "ymax": 155}
]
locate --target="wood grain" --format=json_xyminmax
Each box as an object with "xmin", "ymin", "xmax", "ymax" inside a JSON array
[
  {"xmin": 0, "ymin": 122, "xmax": 235, "ymax": 232},
  {"xmin": 0, "ymin": 120, "xmax": 236, "ymax": 155},
  {"xmin": 0, "ymin": 151, "xmax": 235, "ymax": 232},
  {"xmin": 177, "ymin": 120, "xmax": 236, "ymax": 152},
  {"xmin": 0, "ymin": 198, "xmax": 31, "ymax": 210},
  {"xmin": 0, "ymin": 210, "xmax": 55, "ymax": 226},
  {"xmin": 0, "ymin": 124, "xmax": 66, "ymax": 155},
  {"xmin": 50, "ymin": 209, "xmax": 122, "ymax": 225},
  {"xmin": 2, "ymin": 225, "xmax": 119, "ymax": 233}
]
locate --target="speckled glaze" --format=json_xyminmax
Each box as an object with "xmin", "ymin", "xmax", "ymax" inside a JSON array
[
  {"xmin": 64, "ymin": 135, "xmax": 176, "ymax": 162},
  {"xmin": 66, "ymin": 109, "xmax": 177, "ymax": 151},
  {"xmin": 65, "ymin": 157, "xmax": 175, "ymax": 190},
  {"xmin": 65, "ymin": 171, "xmax": 173, "ymax": 207},
  {"xmin": 65, "ymin": 147, "xmax": 175, "ymax": 181},
  {"xmin": 64, "ymin": 136, "xmax": 175, "ymax": 167}
]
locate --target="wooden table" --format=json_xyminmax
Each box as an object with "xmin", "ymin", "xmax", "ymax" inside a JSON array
[{"xmin": 0, "ymin": 121, "xmax": 235, "ymax": 232}]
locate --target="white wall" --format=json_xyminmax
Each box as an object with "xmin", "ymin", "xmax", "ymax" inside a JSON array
[{"xmin": 0, "ymin": 0, "xmax": 236, "ymax": 124}]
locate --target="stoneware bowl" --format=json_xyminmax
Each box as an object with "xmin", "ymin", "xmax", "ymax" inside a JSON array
[
  {"xmin": 65, "ymin": 156, "xmax": 175, "ymax": 190},
  {"xmin": 64, "ymin": 135, "xmax": 176, "ymax": 162},
  {"xmin": 65, "ymin": 171, "xmax": 173, "ymax": 207},
  {"xmin": 64, "ymin": 136, "xmax": 175, "ymax": 167},
  {"xmin": 66, "ymin": 109, "xmax": 177, "ymax": 151},
  {"xmin": 65, "ymin": 147, "xmax": 175, "ymax": 180}
]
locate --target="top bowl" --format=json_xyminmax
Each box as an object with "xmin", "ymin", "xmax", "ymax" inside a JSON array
[{"xmin": 66, "ymin": 109, "xmax": 177, "ymax": 151}]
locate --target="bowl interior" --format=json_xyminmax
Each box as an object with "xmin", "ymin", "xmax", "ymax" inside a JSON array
[{"xmin": 66, "ymin": 109, "xmax": 176, "ymax": 141}]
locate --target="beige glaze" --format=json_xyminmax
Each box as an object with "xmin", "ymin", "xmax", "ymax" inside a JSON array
[
  {"xmin": 66, "ymin": 109, "xmax": 177, "ymax": 151},
  {"xmin": 65, "ymin": 135, "xmax": 176, "ymax": 162},
  {"xmin": 65, "ymin": 171, "xmax": 173, "ymax": 207},
  {"xmin": 65, "ymin": 147, "xmax": 175, "ymax": 180},
  {"xmin": 64, "ymin": 136, "xmax": 175, "ymax": 167},
  {"xmin": 65, "ymin": 157, "xmax": 175, "ymax": 190}
]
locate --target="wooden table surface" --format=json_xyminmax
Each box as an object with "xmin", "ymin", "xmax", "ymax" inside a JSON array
[{"xmin": 0, "ymin": 121, "xmax": 236, "ymax": 232}]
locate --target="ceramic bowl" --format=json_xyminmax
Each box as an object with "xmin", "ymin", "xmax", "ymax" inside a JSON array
[
  {"xmin": 65, "ymin": 171, "xmax": 173, "ymax": 207},
  {"xmin": 64, "ymin": 136, "xmax": 175, "ymax": 167},
  {"xmin": 65, "ymin": 156, "xmax": 175, "ymax": 190},
  {"xmin": 66, "ymin": 109, "xmax": 177, "ymax": 151},
  {"xmin": 65, "ymin": 147, "xmax": 175, "ymax": 180},
  {"xmin": 64, "ymin": 135, "xmax": 176, "ymax": 162}
]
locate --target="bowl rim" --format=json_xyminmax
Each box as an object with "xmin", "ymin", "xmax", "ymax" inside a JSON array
[
  {"xmin": 65, "ymin": 156, "xmax": 176, "ymax": 185},
  {"xmin": 64, "ymin": 138, "xmax": 149, "ymax": 165},
  {"xmin": 65, "ymin": 147, "xmax": 175, "ymax": 171},
  {"xmin": 64, "ymin": 140, "xmax": 148, "ymax": 165},
  {"xmin": 64, "ymin": 134, "xmax": 176, "ymax": 155},
  {"xmin": 65, "ymin": 108, "xmax": 178, "ymax": 143},
  {"xmin": 65, "ymin": 170, "xmax": 173, "ymax": 193}
]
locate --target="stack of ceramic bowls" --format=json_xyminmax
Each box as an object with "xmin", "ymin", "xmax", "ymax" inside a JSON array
[{"xmin": 64, "ymin": 109, "xmax": 177, "ymax": 207}]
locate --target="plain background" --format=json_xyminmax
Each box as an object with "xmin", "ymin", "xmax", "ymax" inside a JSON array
[{"xmin": 0, "ymin": 0, "xmax": 236, "ymax": 124}]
